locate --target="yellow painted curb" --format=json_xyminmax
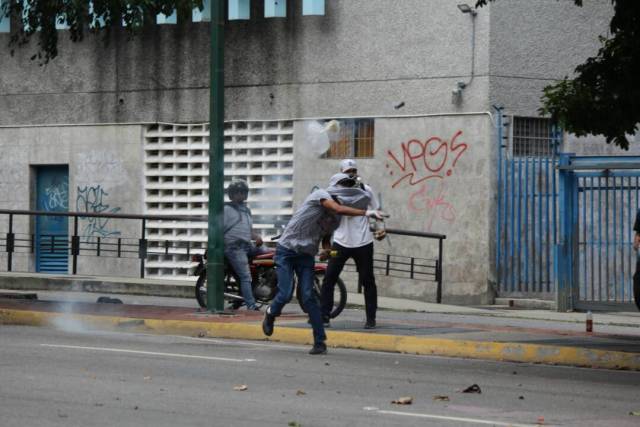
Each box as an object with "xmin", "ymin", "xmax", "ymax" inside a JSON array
[{"xmin": 2, "ymin": 308, "xmax": 639, "ymax": 371}]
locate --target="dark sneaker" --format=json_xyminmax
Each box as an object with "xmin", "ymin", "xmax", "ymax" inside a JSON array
[
  {"xmin": 262, "ymin": 308, "xmax": 275, "ymax": 336},
  {"xmin": 309, "ymin": 342, "xmax": 327, "ymax": 355},
  {"xmin": 247, "ymin": 305, "xmax": 260, "ymax": 311},
  {"xmin": 364, "ymin": 320, "xmax": 376, "ymax": 330}
]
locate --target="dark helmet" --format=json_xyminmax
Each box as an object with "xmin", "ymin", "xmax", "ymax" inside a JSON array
[{"xmin": 227, "ymin": 180, "xmax": 249, "ymax": 199}]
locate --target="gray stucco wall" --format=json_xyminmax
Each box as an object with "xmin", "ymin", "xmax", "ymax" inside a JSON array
[
  {"xmin": 293, "ymin": 114, "xmax": 495, "ymax": 304},
  {"xmin": 488, "ymin": 0, "xmax": 613, "ymax": 117},
  {"xmin": 0, "ymin": 0, "xmax": 490, "ymax": 125},
  {"xmin": 0, "ymin": 125, "xmax": 144, "ymax": 276}
]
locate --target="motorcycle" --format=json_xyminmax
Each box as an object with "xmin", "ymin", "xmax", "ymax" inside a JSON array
[{"xmin": 191, "ymin": 249, "xmax": 348, "ymax": 319}]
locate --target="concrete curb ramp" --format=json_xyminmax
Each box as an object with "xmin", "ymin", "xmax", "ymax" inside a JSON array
[{"xmin": 2, "ymin": 308, "xmax": 639, "ymax": 372}]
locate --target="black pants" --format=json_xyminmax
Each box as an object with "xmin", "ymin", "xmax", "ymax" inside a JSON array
[{"xmin": 320, "ymin": 242, "xmax": 377, "ymax": 322}]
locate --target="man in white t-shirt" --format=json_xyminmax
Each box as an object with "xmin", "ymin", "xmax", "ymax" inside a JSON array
[{"xmin": 319, "ymin": 159, "xmax": 384, "ymax": 329}]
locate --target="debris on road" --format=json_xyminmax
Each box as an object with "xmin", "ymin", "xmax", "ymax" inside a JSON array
[
  {"xmin": 432, "ymin": 395, "xmax": 449, "ymax": 402},
  {"xmin": 296, "ymin": 389, "xmax": 306, "ymax": 396},
  {"xmin": 233, "ymin": 385, "xmax": 248, "ymax": 391},
  {"xmin": 460, "ymin": 384, "xmax": 482, "ymax": 394},
  {"xmin": 630, "ymin": 411, "xmax": 640, "ymax": 416},
  {"xmin": 392, "ymin": 396, "xmax": 413, "ymax": 404}
]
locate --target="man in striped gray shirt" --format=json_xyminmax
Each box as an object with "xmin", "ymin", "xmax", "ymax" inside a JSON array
[{"xmin": 262, "ymin": 173, "xmax": 386, "ymax": 355}]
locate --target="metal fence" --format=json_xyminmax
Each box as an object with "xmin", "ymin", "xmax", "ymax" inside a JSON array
[{"xmin": 1, "ymin": 209, "xmax": 445, "ymax": 300}]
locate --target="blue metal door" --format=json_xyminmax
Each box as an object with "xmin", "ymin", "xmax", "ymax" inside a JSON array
[
  {"xmin": 495, "ymin": 112, "xmax": 561, "ymax": 297},
  {"xmin": 35, "ymin": 166, "xmax": 69, "ymax": 273}
]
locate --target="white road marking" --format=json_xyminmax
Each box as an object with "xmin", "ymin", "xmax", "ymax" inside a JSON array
[
  {"xmin": 41, "ymin": 344, "xmax": 256, "ymax": 362},
  {"xmin": 376, "ymin": 410, "xmax": 539, "ymax": 427}
]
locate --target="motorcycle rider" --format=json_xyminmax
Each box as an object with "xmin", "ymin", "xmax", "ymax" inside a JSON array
[
  {"xmin": 224, "ymin": 179, "xmax": 265, "ymax": 311},
  {"xmin": 262, "ymin": 172, "xmax": 387, "ymax": 355}
]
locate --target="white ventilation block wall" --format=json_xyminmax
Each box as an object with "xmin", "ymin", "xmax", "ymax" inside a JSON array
[{"xmin": 143, "ymin": 121, "xmax": 295, "ymax": 279}]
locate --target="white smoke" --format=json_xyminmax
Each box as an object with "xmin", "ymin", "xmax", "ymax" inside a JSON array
[
  {"xmin": 49, "ymin": 302, "xmax": 92, "ymax": 334},
  {"xmin": 303, "ymin": 120, "xmax": 341, "ymax": 156}
]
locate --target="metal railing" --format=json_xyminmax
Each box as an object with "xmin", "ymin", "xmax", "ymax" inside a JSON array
[
  {"xmin": 343, "ymin": 228, "xmax": 446, "ymax": 303},
  {"xmin": 1, "ymin": 209, "xmax": 445, "ymax": 301}
]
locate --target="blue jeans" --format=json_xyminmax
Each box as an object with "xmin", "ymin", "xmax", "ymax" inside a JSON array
[
  {"xmin": 269, "ymin": 244, "xmax": 326, "ymax": 345},
  {"xmin": 225, "ymin": 242, "xmax": 266, "ymax": 309}
]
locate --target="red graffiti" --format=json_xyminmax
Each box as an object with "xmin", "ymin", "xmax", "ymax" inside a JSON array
[
  {"xmin": 408, "ymin": 181, "xmax": 456, "ymax": 231},
  {"xmin": 386, "ymin": 130, "xmax": 468, "ymax": 188}
]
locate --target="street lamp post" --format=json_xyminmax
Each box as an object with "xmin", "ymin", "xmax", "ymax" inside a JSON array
[{"xmin": 207, "ymin": 0, "xmax": 225, "ymax": 312}]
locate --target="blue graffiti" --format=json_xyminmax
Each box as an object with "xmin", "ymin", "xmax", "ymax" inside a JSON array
[
  {"xmin": 44, "ymin": 180, "xmax": 69, "ymax": 211},
  {"xmin": 76, "ymin": 185, "xmax": 121, "ymax": 238}
]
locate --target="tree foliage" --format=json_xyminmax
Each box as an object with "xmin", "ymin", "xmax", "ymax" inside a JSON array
[
  {"xmin": 477, "ymin": 0, "xmax": 639, "ymax": 149},
  {"xmin": 0, "ymin": 0, "xmax": 203, "ymax": 63}
]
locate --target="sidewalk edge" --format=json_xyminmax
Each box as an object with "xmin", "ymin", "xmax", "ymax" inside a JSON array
[{"xmin": 2, "ymin": 308, "xmax": 639, "ymax": 371}]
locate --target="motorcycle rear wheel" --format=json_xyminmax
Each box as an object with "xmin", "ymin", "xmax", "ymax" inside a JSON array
[{"xmin": 297, "ymin": 272, "xmax": 347, "ymax": 319}]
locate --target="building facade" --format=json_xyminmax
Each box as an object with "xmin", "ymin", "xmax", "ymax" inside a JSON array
[{"xmin": 0, "ymin": 0, "xmax": 633, "ymax": 304}]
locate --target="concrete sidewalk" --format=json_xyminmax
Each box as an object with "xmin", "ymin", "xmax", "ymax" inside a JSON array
[{"xmin": 1, "ymin": 280, "xmax": 639, "ymax": 371}]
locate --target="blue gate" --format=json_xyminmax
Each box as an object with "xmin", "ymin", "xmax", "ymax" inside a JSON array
[
  {"xmin": 35, "ymin": 166, "xmax": 69, "ymax": 273},
  {"xmin": 556, "ymin": 155, "xmax": 640, "ymax": 311},
  {"xmin": 495, "ymin": 112, "xmax": 561, "ymax": 298}
]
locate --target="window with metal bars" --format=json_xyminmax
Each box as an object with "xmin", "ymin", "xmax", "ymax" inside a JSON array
[
  {"xmin": 323, "ymin": 118, "xmax": 375, "ymax": 158},
  {"xmin": 512, "ymin": 117, "xmax": 559, "ymax": 158}
]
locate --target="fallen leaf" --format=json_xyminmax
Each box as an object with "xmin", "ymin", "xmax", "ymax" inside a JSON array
[
  {"xmin": 460, "ymin": 384, "xmax": 482, "ymax": 394},
  {"xmin": 233, "ymin": 385, "xmax": 248, "ymax": 391},
  {"xmin": 296, "ymin": 389, "xmax": 306, "ymax": 396},
  {"xmin": 433, "ymin": 395, "xmax": 450, "ymax": 402},
  {"xmin": 392, "ymin": 396, "xmax": 413, "ymax": 405},
  {"xmin": 630, "ymin": 411, "xmax": 640, "ymax": 416}
]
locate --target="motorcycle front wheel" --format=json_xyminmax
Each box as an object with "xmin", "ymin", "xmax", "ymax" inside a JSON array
[{"xmin": 297, "ymin": 272, "xmax": 347, "ymax": 319}]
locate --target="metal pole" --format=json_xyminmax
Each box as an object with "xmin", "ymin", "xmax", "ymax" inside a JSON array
[
  {"xmin": 207, "ymin": 0, "xmax": 225, "ymax": 312},
  {"xmin": 72, "ymin": 215, "xmax": 78, "ymax": 275},
  {"xmin": 140, "ymin": 218, "xmax": 147, "ymax": 279},
  {"xmin": 7, "ymin": 213, "xmax": 13, "ymax": 272},
  {"xmin": 437, "ymin": 237, "xmax": 443, "ymax": 303}
]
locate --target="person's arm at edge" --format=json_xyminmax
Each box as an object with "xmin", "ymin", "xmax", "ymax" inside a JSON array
[{"xmin": 634, "ymin": 210, "xmax": 640, "ymax": 250}]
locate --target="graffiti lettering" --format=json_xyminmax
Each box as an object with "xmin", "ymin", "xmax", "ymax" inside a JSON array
[
  {"xmin": 44, "ymin": 180, "xmax": 69, "ymax": 211},
  {"xmin": 76, "ymin": 185, "xmax": 121, "ymax": 238},
  {"xmin": 386, "ymin": 130, "xmax": 468, "ymax": 188},
  {"xmin": 408, "ymin": 181, "xmax": 456, "ymax": 231}
]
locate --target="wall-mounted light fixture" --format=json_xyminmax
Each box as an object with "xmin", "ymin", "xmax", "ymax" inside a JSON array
[{"xmin": 457, "ymin": 3, "xmax": 477, "ymax": 16}]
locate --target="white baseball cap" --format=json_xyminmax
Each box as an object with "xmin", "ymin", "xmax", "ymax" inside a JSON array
[{"xmin": 340, "ymin": 159, "xmax": 357, "ymax": 172}]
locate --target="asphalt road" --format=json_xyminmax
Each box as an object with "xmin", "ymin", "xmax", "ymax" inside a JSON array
[{"xmin": 1, "ymin": 325, "xmax": 639, "ymax": 427}]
